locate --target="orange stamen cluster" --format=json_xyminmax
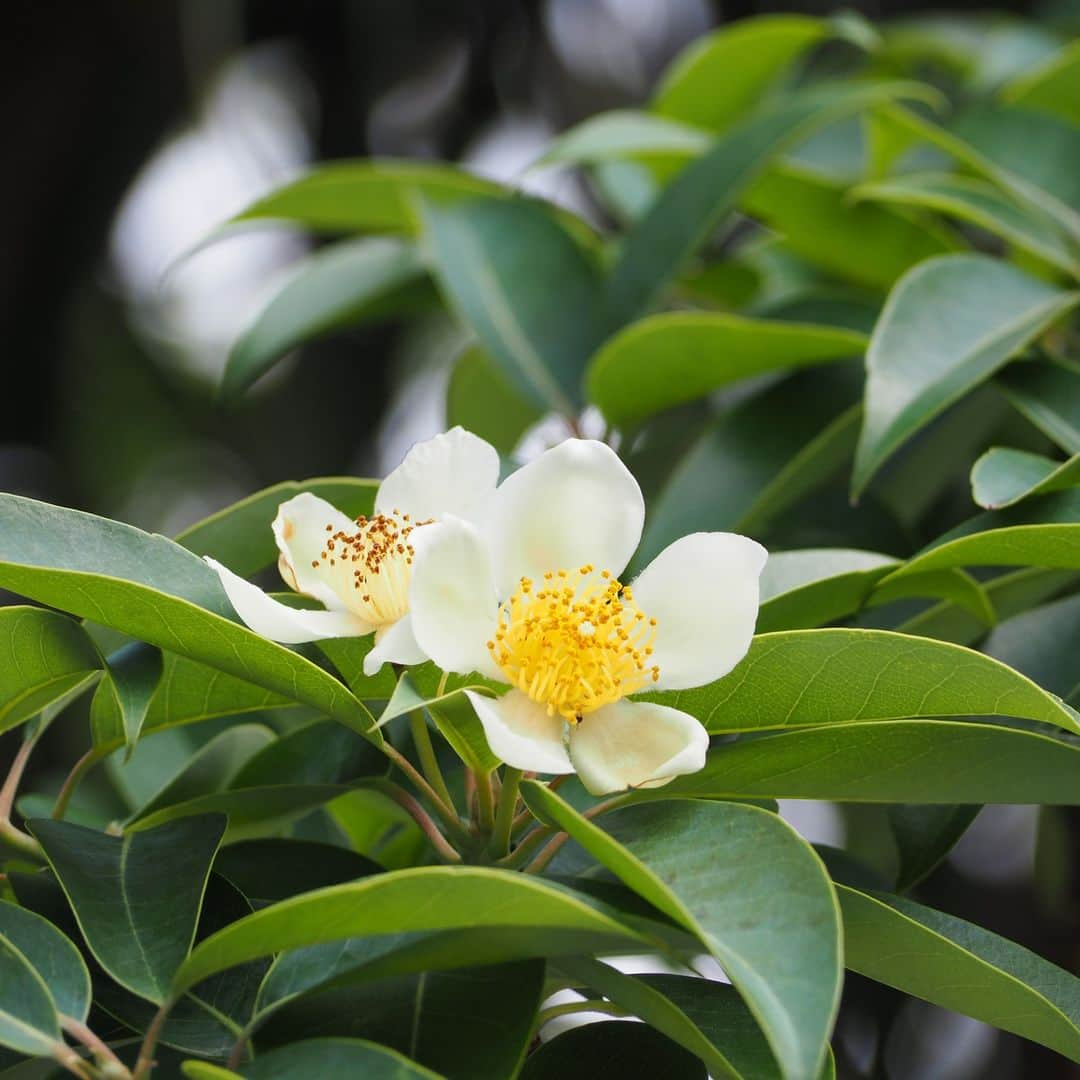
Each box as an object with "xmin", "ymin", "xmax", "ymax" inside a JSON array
[
  {"xmin": 311, "ymin": 509, "xmax": 429, "ymax": 625},
  {"xmin": 487, "ymin": 566, "xmax": 660, "ymax": 722}
]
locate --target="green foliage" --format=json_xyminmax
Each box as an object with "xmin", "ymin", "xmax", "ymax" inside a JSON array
[{"xmin": 1, "ymin": 10, "xmax": 1078, "ymax": 1079}]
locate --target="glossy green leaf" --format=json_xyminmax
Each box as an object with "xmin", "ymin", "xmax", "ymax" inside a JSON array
[
  {"xmin": 420, "ymin": 196, "xmax": 606, "ymax": 414},
  {"xmin": 840, "ymin": 886, "xmax": 1080, "ymax": 1061},
  {"xmin": 0, "ymin": 938, "xmax": 60, "ymax": 1058},
  {"xmin": 852, "ymin": 255, "xmax": 1079, "ymax": 496},
  {"xmin": 29, "ymin": 814, "xmax": 226, "ymax": 1003},
  {"xmin": 172, "ymin": 868, "xmax": 643, "ymax": 994},
  {"xmin": 971, "ymin": 447, "xmax": 1080, "ymax": 509},
  {"xmin": 658, "ymin": 720, "xmax": 1080, "ymax": 803},
  {"xmin": 867, "ymin": 567, "xmax": 995, "ymax": 626},
  {"xmin": 0, "ymin": 903, "xmax": 89, "ymax": 1023},
  {"xmin": 0, "ymin": 608, "xmax": 101, "ymax": 737},
  {"xmin": 888, "ymin": 804, "xmax": 980, "ymax": 890},
  {"xmin": 222, "ymin": 238, "xmax": 425, "ymax": 401},
  {"xmin": 446, "ymin": 346, "xmax": 541, "ymax": 456},
  {"xmin": 1000, "ymin": 39, "xmax": 1080, "ymax": 124},
  {"xmin": 175, "ymin": 477, "xmax": 377, "ymax": 578},
  {"xmin": 652, "ymin": 15, "xmax": 829, "ymax": 132},
  {"xmin": 586, "ymin": 313, "xmax": 866, "ymax": 429},
  {"xmin": 523, "ymin": 1020, "xmax": 706, "ymax": 1079},
  {"xmin": 997, "ymin": 361, "xmax": 1080, "ymax": 455},
  {"xmin": 851, "ymin": 172, "xmax": 1080, "ymax": 277},
  {"xmin": 648, "ymin": 627, "xmax": 1079, "ymax": 734},
  {"xmin": 521, "ymin": 789, "xmax": 840, "ymax": 1080},
  {"xmin": 100, "ymin": 642, "xmax": 163, "ymax": 756},
  {"xmin": 0, "ymin": 495, "xmax": 374, "ymax": 736},
  {"xmin": 742, "ymin": 163, "xmax": 956, "ymax": 289},
  {"xmin": 608, "ymin": 82, "xmax": 941, "ymax": 324}
]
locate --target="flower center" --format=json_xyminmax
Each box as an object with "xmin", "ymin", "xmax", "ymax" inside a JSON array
[
  {"xmin": 311, "ymin": 509, "xmax": 429, "ymax": 626},
  {"xmin": 487, "ymin": 566, "xmax": 659, "ymax": 722}
]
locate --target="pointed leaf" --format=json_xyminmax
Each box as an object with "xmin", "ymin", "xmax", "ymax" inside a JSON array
[
  {"xmin": 997, "ymin": 361, "xmax": 1080, "ymax": 455},
  {"xmin": 0, "ymin": 938, "xmax": 60, "ymax": 1058},
  {"xmin": 99, "ymin": 642, "xmax": 163, "ymax": 756},
  {"xmin": 888, "ymin": 805, "xmax": 981, "ymax": 890},
  {"xmin": 971, "ymin": 447, "xmax": 1080, "ymax": 509},
  {"xmin": 0, "ymin": 903, "xmax": 89, "ymax": 1023},
  {"xmin": 1001, "ymin": 39, "xmax": 1080, "ymax": 124}
]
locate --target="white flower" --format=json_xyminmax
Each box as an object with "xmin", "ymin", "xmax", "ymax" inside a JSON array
[
  {"xmin": 205, "ymin": 427, "xmax": 499, "ymax": 676},
  {"xmin": 408, "ymin": 438, "xmax": 767, "ymax": 796}
]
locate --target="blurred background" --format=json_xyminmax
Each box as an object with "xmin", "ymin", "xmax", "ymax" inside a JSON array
[{"xmin": 2, "ymin": 2, "xmax": 1078, "ymax": 1077}]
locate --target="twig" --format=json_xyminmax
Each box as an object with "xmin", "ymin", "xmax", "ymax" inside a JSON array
[
  {"xmin": 523, "ymin": 795, "xmax": 629, "ymax": 875},
  {"xmin": 52, "ymin": 747, "xmax": 105, "ymax": 821},
  {"xmin": 132, "ymin": 999, "xmax": 172, "ymax": 1080},
  {"xmin": 474, "ymin": 769, "xmax": 495, "ymax": 833},
  {"xmin": 380, "ymin": 743, "xmax": 469, "ymax": 842},
  {"xmin": 409, "ymin": 710, "xmax": 455, "ymax": 812},
  {"xmin": 0, "ymin": 735, "xmax": 38, "ymax": 820},
  {"xmin": 489, "ymin": 767, "xmax": 523, "ymax": 858},
  {"xmin": 370, "ymin": 779, "xmax": 462, "ymax": 864},
  {"xmin": 61, "ymin": 1015, "xmax": 129, "ymax": 1073}
]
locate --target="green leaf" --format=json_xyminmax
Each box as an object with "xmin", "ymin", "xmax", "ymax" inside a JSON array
[
  {"xmin": 839, "ymin": 885, "xmax": 1080, "ymax": 1061},
  {"xmin": 536, "ymin": 110, "xmax": 707, "ymax": 168},
  {"xmin": 420, "ymin": 196, "xmax": 606, "ymax": 414},
  {"xmin": 652, "ymin": 15, "xmax": 829, "ymax": 132},
  {"xmin": 1000, "ymin": 39, "xmax": 1080, "ymax": 124},
  {"xmin": 0, "ymin": 902, "xmax": 90, "ymax": 1023},
  {"xmin": 867, "ymin": 567, "xmax": 996, "ymax": 626},
  {"xmin": 522, "ymin": 1021, "xmax": 706, "ymax": 1079},
  {"xmin": 645, "ymin": 628, "xmax": 1080, "ymax": 734},
  {"xmin": 984, "ymin": 592, "xmax": 1080, "ymax": 703},
  {"xmin": 185, "ymin": 1038, "xmax": 444, "ymax": 1080},
  {"xmin": 971, "ymin": 447, "xmax": 1080, "ymax": 509},
  {"xmin": 100, "ymin": 642, "xmax": 163, "ymax": 756},
  {"xmin": 658, "ymin": 720, "xmax": 1080, "ymax": 803},
  {"xmin": 0, "ymin": 495, "xmax": 374, "ymax": 736},
  {"xmin": 997, "ymin": 361, "xmax": 1080, "ymax": 455},
  {"xmin": 0, "ymin": 607, "xmax": 101, "ymax": 737},
  {"xmin": 851, "ymin": 173, "xmax": 1080, "ymax": 277},
  {"xmin": 28, "ymin": 814, "xmax": 226, "ymax": 1003},
  {"xmin": 741, "ymin": 163, "xmax": 957, "ymax": 289},
  {"xmin": 520, "ymin": 791, "xmax": 840, "ymax": 1080},
  {"xmin": 222, "ymin": 238, "xmax": 425, "ymax": 401},
  {"xmin": 172, "ymin": 868, "xmax": 644, "ymax": 995},
  {"xmin": 888, "ymin": 805, "xmax": 980, "ymax": 890},
  {"xmin": 176, "ymin": 477, "xmax": 377, "ymax": 578},
  {"xmin": 0, "ymin": 938, "xmax": 60, "ymax": 1058},
  {"xmin": 259, "ymin": 961, "xmax": 545, "ymax": 1080},
  {"xmin": 637, "ymin": 367, "xmax": 861, "ymax": 567},
  {"xmin": 586, "ymin": 313, "xmax": 866, "ymax": 429},
  {"xmin": 608, "ymin": 82, "xmax": 941, "ymax": 323},
  {"xmin": 446, "ymin": 346, "xmax": 542, "ymax": 456},
  {"xmin": 852, "ymin": 254, "xmax": 1079, "ymax": 496}
]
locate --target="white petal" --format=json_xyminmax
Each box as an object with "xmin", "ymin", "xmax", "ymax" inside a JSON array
[
  {"xmin": 206, "ymin": 557, "xmax": 370, "ymax": 643},
  {"xmin": 375, "ymin": 427, "xmax": 500, "ymax": 525},
  {"xmin": 273, "ymin": 492, "xmax": 359, "ymax": 612},
  {"xmin": 465, "ymin": 690, "xmax": 573, "ymax": 774},
  {"xmin": 485, "ymin": 440, "xmax": 645, "ymax": 596},
  {"xmin": 408, "ymin": 516, "xmax": 504, "ymax": 680},
  {"xmin": 362, "ymin": 614, "xmax": 427, "ymax": 676},
  {"xmin": 631, "ymin": 532, "xmax": 767, "ymax": 692},
  {"xmin": 569, "ymin": 700, "xmax": 709, "ymax": 796}
]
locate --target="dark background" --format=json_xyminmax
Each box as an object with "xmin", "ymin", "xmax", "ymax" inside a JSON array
[{"xmin": 2, "ymin": 3, "xmax": 1076, "ymax": 1078}]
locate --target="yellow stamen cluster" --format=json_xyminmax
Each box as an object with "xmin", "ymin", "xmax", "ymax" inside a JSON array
[
  {"xmin": 311, "ymin": 509, "xmax": 430, "ymax": 625},
  {"xmin": 487, "ymin": 566, "xmax": 659, "ymax": 722}
]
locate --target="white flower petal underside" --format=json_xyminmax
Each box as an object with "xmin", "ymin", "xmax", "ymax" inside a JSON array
[
  {"xmin": 363, "ymin": 613, "xmax": 427, "ymax": 676},
  {"xmin": 568, "ymin": 699, "xmax": 709, "ymax": 796},
  {"xmin": 485, "ymin": 440, "xmax": 645, "ymax": 597},
  {"xmin": 375, "ymin": 426, "xmax": 500, "ymax": 526},
  {"xmin": 206, "ymin": 557, "xmax": 370, "ymax": 643},
  {"xmin": 273, "ymin": 492, "xmax": 361, "ymax": 611},
  {"xmin": 408, "ymin": 516, "xmax": 503, "ymax": 680},
  {"xmin": 465, "ymin": 690, "xmax": 573, "ymax": 775},
  {"xmin": 631, "ymin": 532, "xmax": 766, "ymax": 692}
]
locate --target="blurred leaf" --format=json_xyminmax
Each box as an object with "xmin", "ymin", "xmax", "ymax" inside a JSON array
[
  {"xmin": 658, "ymin": 720, "xmax": 1080, "ymax": 803},
  {"xmin": 888, "ymin": 805, "xmax": 980, "ymax": 890},
  {"xmin": 0, "ymin": 495, "xmax": 375, "ymax": 737},
  {"xmin": 184, "ymin": 1039, "xmax": 441, "ymax": 1079},
  {"xmin": 1000, "ymin": 39, "xmax": 1080, "ymax": 124},
  {"xmin": 446, "ymin": 346, "xmax": 541, "ymax": 456},
  {"xmin": 222, "ymin": 238, "xmax": 426, "ymax": 401},
  {"xmin": 971, "ymin": 447, "xmax": 1080, "ymax": 509},
  {"xmin": 652, "ymin": 15, "xmax": 829, "ymax": 132},
  {"xmin": 983, "ymin": 592, "xmax": 1080, "ymax": 702},
  {"xmin": 0, "ymin": 937, "xmax": 60, "ymax": 1058},
  {"xmin": 852, "ymin": 254, "xmax": 1079, "ymax": 496},
  {"xmin": 852, "ymin": 173, "xmax": 1080, "ymax": 277},
  {"xmin": 29, "ymin": 815, "xmax": 226, "ymax": 1003},
  {"xmin": 421, "ymin": 196, "xmax": 607, "ymax": 415},
  {"xmin": 997, "ymin": 361, "xmax": 1080, "ymax": 455},
  {"xmin": 172, "ymin": 870, "xmax": 643, "ymax": 995},
  {"xmin": 176, "ymin": 478, "xmax": 377, "ymax": 579},
  {"xmin": 587, "ymin": 313, "xmax": 866, "ymax": 429},
  {"xmin": 0, "ymin": 607, "xmax": 101, "ymax": 737},
  {"xmin": 229, "ymin": 719, "xmax": 382, "ymax": 787},
  {"xmin": 535, "ymin": 110, "xmax": 707, "ymax": 167},
  {"xmin": 520, "ymin": 790, "xmax": 840, "ymax": 1080},
  {"xmin": 840, "ymin": 886, "xmax": 1080, "ymax": 1061},
  {"xmin": 0, "ymin": 903, "xmax": 89, "ymax": 1023},
  {"xmin": 742, "ymin": 163, "xmax": 957, "ymax": 289},
  {"xmin": 645, "ymin": 627, "xmax": 1079, "ymax": 734},
  {"xmin": 522, "ymin": 1021, "xmax": 706, "ymax": 1079},
  {"xmin": 868, "ymin": 567, "xmax": 995, "ymax": 626}
]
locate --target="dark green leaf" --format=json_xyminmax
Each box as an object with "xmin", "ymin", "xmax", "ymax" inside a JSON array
[
  {"xmin": 888, "ymin": 805, "xmax": 981, "ymax": 890},
  {"xmin": 0, "ymin": 938, "xmax": 60, "ymax": 1058},
  {"xmin": 971, "ymin": 447, "xmax": 1080, "ymax": 509},
  {"xmin": 983, "ymin": 592, "xmax": 1080, "ymax": 702},
  {"xmin": 446, "ymin": 346, "xmax": 541, "ymax": 456},
  {"xmin": 185, "ymin": 1038, "xmax": 441, "ymax": 1079},
  {"xmin": 521, "ymin": 1021, "xmax": 706, "ymax": 1079},
  {"xmin": 0, "ymin": 902, "xmax": 89, "ymax": 1022},
  {"xmin": 100, "ymin": 642, "xmax": 163, "ymax": 756},
  {"xmin": 997, "ymin": 361, "xmax": 1080, "ymax": 455}
]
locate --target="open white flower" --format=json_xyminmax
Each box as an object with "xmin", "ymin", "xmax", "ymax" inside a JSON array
[
  {"xmin": 408, "ymin": 438, "xmax": 767, "ymax": 795},
  {"xmin": 205, "ymin": 427, "xmax": 499, "ymax": 676}
]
